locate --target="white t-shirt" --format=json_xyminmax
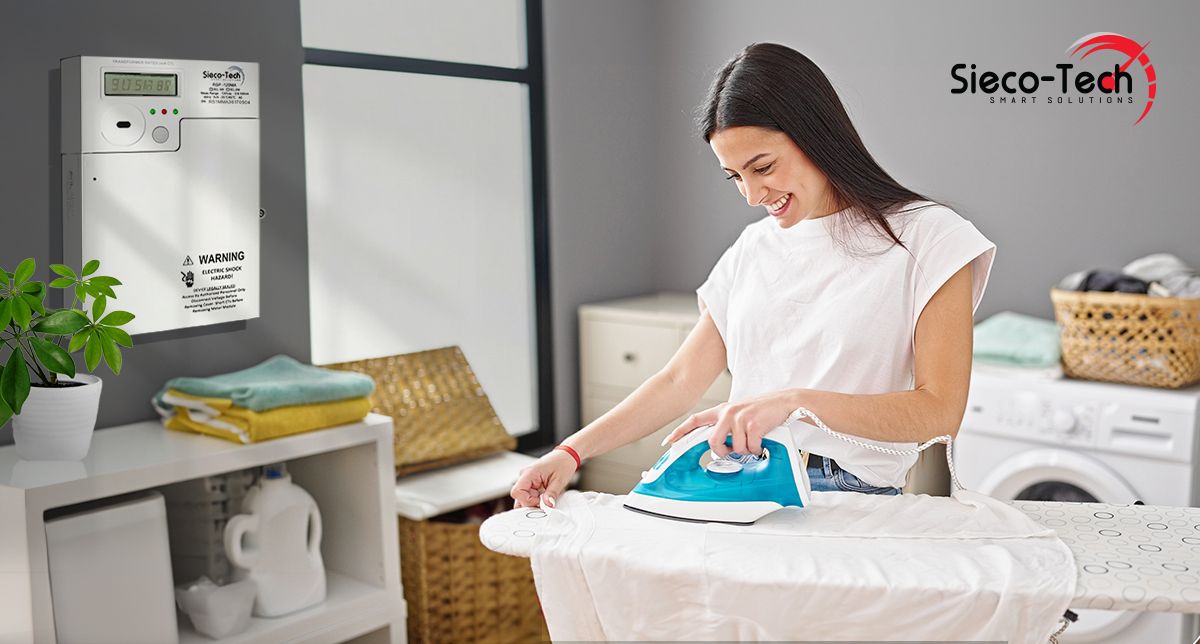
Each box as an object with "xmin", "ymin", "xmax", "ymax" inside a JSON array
[{"xmin": 696, "ymin": 201, "xmax": 996, "ymax": 488}]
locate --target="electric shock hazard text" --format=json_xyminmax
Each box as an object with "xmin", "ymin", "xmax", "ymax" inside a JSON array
[{"xmin": 202, "ymin": 265, "xmax": 242, "ymax": 281}]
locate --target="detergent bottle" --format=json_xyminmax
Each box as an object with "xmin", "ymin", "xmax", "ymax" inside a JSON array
[{"xmin": 224, "ymin": 463, "xmax": 326, "ymax": 617}]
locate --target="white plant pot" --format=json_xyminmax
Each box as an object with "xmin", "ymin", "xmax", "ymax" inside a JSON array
[{"xmin": 11, "ymin": 374, "xmax": 103, "ymax": 461}]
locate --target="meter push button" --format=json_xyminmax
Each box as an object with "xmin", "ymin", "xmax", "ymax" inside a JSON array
[{"xmin": 151, "ymin": 126, "xmax": 170, "ymax": 144}]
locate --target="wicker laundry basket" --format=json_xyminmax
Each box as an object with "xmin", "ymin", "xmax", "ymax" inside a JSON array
[
  {"xmin": 1050, "ymin": 288, "xmax": 1200, "ymax": 388},
  {"xmin": 322, "ymin": 347, "xmax": 516, "ymax": 476},
  {"xmin": 399, "ymin": 501, "xmax": 550, "ymax": 644},
  {"xmin": 326, "ymin": 349, "xmax": 544, "ymax": 641}
]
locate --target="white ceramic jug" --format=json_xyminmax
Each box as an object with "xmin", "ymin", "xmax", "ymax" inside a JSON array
[{"xmin": 224, "ymin": 464, "xmax": 326, "ymax": 617}]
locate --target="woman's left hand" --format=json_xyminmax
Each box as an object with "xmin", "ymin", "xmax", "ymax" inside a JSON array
[{"xmin": 662, "ymin": 390, "xmax": 798, "ymax": 458}]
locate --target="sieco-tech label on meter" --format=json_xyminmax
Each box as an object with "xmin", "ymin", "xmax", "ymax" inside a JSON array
[
  {"xmin": 179, "ymin": 251, "xmax": 249, "ymax": 315},
  {"xmin": 199, "ymin": 66, "xmax": 252, "ymax": 106}
]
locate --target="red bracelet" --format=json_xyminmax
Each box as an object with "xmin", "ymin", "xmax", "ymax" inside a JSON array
[{"xmin": 554, "ymin": 445, "xmax": 582, "ymax": 471}]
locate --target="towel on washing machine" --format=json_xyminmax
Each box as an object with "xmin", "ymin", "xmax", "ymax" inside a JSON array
[{"xmin": 529, "ymin": 489, "xmax": 1075, "ymax": 643}]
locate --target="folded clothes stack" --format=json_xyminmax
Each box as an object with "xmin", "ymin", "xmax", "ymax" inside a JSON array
[
  {"xmin": 1058, "ymin": 252, "xmax": 1200, "ymax": 298},
  {"xmin": 972, "ymin": 311, "xmax": 1063, "ymax": 379},
  {"xmin": 152, "ymin": 355, "xmax": 376, "ymax": 444}
]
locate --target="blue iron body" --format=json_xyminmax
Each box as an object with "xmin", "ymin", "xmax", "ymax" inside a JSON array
[{"xmin": 624, "ymin": 424, "xmax": 812, "ymax": 525}]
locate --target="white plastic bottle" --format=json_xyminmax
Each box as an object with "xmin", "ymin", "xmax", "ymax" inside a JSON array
[{"xmin": 224, "ymin": 464, "xmax": 326, "ymax": 617}]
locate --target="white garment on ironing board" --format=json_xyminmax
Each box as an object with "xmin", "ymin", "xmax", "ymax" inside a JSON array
[
  {"xmin": 530, "ymin": 490, "xmax": 1075, "ymax": 643},
  {"xmin": 697, "ymin": 201, "xmax": 996, "ymax": 488}
]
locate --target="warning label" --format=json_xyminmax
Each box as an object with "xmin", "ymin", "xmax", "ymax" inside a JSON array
[
  {"xmin": 180, "ymin": 248, "xmax": 248, "ymax": 315},
  {"xmin": 182, "ymin": 283, "xmax": 246, "ymax": 314}
]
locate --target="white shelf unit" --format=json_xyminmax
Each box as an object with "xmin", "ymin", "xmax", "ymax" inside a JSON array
[
  {"xmin": 0, "ymin": 413, "xmax": 405, "ymax": 644},
  {"xmin": 578, "ymin": 293, "xmax": 733, "ymax": 494}
]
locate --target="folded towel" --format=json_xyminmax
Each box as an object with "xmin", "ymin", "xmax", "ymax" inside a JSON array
[
  {"xmin": 973, "ymin": 311, "xmax": 1062, "ymax": 369},
  {"xmin": 973, "ymin": 361, "xmax": 1063, "ymax": 380},
  {"xmin": 152, "ymin": 354, "xmax": 375, "ymax": 415},
  {"xmin": 162, "ymin": 389, "xmax": 373, "ymax": 444}
]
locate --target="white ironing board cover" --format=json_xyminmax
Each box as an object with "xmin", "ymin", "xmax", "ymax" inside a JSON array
[
  {"xmin": 483, "ymin": 489, "xmax": 1075, "ymax": 643},
  {"xmin": 482, "ymin": 494, "xmax": 1200, "ymax": 616}
]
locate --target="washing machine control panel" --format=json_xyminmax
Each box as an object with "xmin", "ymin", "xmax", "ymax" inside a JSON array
[
  {"xmin": 980, "ymin": 390, "xmax": 1098, "ymax": 445},
  {"xmin": 964, "ymin": 371, "xmax": 1198, "ymax": 464}
]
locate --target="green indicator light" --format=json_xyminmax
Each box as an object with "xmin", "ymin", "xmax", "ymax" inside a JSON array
[
  {"xmin": 149, "ymin": 108, "xmax": 155, "ymax": 114},
  {"xmin": 173, "ymin": 109, "xmax": 179, "ymax": 115}
]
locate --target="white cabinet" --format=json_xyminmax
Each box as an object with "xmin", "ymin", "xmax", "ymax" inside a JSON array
[
  {"xmin": 577, "ymin": 293, "xmax": 731, "ymax": 494},
  {"xmin": 0, "ymin": 414, "xmax": 405, "ymax": 644}
]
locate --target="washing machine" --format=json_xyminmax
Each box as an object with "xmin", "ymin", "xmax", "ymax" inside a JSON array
[{"xmin": 954, "ymin": 367, "xmax": 1200, "ymax": 643}]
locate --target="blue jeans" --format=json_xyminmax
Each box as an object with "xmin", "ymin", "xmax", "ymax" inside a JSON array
[{"xmin": 807, "ymin": 456, "xmax": 901, "ymax": 495}]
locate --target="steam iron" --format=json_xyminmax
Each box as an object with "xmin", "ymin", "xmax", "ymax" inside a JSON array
[{"xmin": 623, "ymin": 423, "xmax": 811, "ymax": 525}]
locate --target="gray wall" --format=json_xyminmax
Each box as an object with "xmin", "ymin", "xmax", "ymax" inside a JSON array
[
  {"xmin": 544, "ymin": 0, "xmax": 663, "ymax": 441},
  {"xmin": 0, "ymin": 0, "xmax": 309, "ymax": 444}
]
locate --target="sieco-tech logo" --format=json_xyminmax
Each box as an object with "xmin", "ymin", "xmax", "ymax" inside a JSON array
[
  {"xmin": 202, "ymin": 65, "xmax": 246, "ymax": 86},
  {"xmin": 950, "ymin": 32, "xmax": 1156, "ymax": 125}
]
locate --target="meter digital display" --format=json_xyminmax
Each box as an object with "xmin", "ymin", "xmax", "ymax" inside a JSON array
[{"xmin": 104, "ymin": 72, "xmax": 177, "ymax": 96}]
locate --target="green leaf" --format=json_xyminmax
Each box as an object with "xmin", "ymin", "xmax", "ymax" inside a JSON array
[
  {"xmin": 32, "ymin": 309, "xmax": 89, "ymax": 335},
  {"xmin": 22, "ymin": 293, "xmax": 45, "ymax": 317},
  {"xmin": 50, "ymin": 264, "xmax": 77, "ymax": 279},
  {"xmin": 49, "ymin": 277, "xmax": 74, "ymax": 288},
  {"xmin": 89, "ymin": 276, "xmax": 122, "ymax": 288},
  {"xmin": 82, "ymin": 259, "xmax": 100, "ymax": 276},
  {"xmin": 96, "ymin": 329, "xmax": 122, "ymax": 375},
  {"xmin": 92, "ymin": 294, "xmax": 107, "ymax": 320},
  {"xmin": 31, "ymin": 337, "xmax": 75, "ymax": 378},
  {"xmin": 12, "ymin": 258, "xmax": 34, "ymax": 286},
  {"xmin": 11, "ymin": 296, "xmax": 31, "ymax": 331},
  {"xmin": 100, "ymin": 310, "xmax": 135, "ymax": 326},
  {"xmin": 82, "ymin": 282, "xmax": 117, "ymax": 299},
  {"xmin": 1, "ymin": 350, "xmax": 30, "ymax": 415},
  {"xmin": 84, "ymin": 333, "xmax": 102, "ymax": 372},
  {"xmin": 0, "ymin": 267, "xmax": 9, "ymax": 287},
  {"xmin": 103, "ymin": 325, "xmax": 133, "ymax": 348},
  {"xmin": 68, "ymin": 328, "xmax": 91, "ymax": 353},
  {"xmin": 0, "ymin": 299, "xmax": 10, "ymax": 330},
  {"xmin": 74, "ymin": 284, "xmax": 86, "ymax": 303},
  {"xmin": 21, "ymin": 282, "xmax": 45, "ymax": 313}
]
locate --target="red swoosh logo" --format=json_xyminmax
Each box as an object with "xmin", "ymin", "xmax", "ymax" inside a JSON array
[{"xmin": 1068, "ymin": 32, "xmax": 1156, "ymax": 125}]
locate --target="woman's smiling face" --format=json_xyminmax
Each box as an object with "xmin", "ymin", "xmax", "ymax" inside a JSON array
[{"xmin": 709, "ymin": 125, "xmax": 842, "ymax": 228}]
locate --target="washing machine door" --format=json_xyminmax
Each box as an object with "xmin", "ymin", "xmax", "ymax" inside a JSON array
[
  {"xmin": 979, "ymin": 448, "xmax": 1142, "ymax": 643},
  {"xmin": 979, "ymin": 448, "xmax": 1141, "ymax": 505}
]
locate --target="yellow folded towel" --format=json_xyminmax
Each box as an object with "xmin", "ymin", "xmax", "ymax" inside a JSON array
[{"xmin": 162, "ymin": 389, "xmax": 372, "ymax": 444}]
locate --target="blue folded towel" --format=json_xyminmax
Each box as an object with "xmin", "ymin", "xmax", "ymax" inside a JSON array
[
  {"xmin": 152, "ymin": 354, "xmax": 375, "ymax": 414},
  {"xmin": 973, "ymin": 312, "xmax": 1062, "ymax": 369}
]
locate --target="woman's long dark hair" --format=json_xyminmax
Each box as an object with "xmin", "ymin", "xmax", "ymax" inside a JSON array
[{"xmin": 698, "ymin": 42, "xmax": 941, "ymax": 251}]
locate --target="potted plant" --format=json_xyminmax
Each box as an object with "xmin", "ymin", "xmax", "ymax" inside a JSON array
[{"xmin": 0, "ymin": 258, "xmax": 134, "ymax": 460}]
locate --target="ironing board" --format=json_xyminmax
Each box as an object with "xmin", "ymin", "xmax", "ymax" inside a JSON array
[{"xmin": 479, "ymin": 498, "xmax": 1200, "ymax": 615}]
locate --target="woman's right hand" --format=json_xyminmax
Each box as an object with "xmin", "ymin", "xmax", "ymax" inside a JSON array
[{"xmin": 510, "ymin": 449, "xmax": 578, "ymax": 509}]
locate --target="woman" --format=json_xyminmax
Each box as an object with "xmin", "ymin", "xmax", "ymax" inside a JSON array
[{"xmin": 511, "ymin": 42, "xmax": 995, "ymax": 508}]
